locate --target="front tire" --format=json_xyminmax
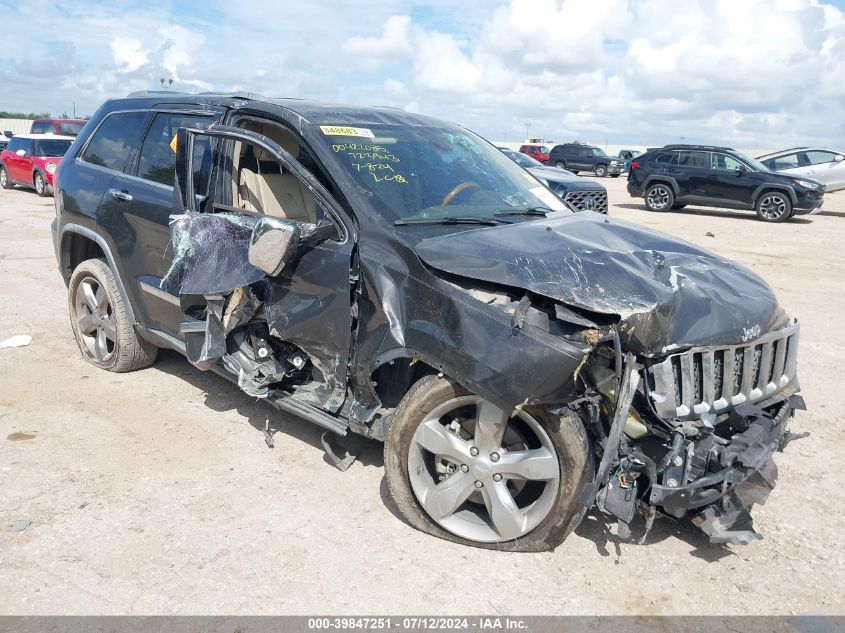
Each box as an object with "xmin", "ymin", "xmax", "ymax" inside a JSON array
[
  {"xmin": 0, "ymin": 166, "xmax": 10, "ymax": 189},
  {"xmin": 554, "ymin": 160, "xmax": 567, "ymax": 170},
  {"xmin": 756, "ymin": 191, "xmax": 792, "ymax": 222},
  {"xmin": 34, "ymin": 172, "xmax": 48, "ymax": 197},
  {"xmin": 68, "ymin": 258, "xmax": 157, "ymax": 372},
  {"xmin": 644, "ymin": 183, "xmax": 674, "ymax": 212},
  {"xmin": 595, "ymin": 164, "xmax": 608, "ymax": 177},
  {"xmin": 384, "ymin": 375, "xmax": 592, "ymax": 551}
]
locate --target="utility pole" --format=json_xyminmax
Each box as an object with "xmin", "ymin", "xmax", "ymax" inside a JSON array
[
  {"xmin": 72, "ymin": 101, "xmax": 76, "ymax": 118},
  {"xmin": 524, "ymin": 121, "xmax": 532, "ymax": 141}
]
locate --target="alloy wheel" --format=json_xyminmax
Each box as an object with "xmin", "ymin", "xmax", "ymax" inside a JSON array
[
  {"xmin": 35, "ymin": 173, "xmax": 44, "ymax": 195},
  {"xmin": 73, "ymin": 276, "xmax": 117, "ymax": 362},
  {"xmin": 647, "ymin": 186, "xmax": 671, "ymax": 210},
  {"xmin": 408, "ymin": 396, "xmax": 560, "ymax": 542},
  {"xmin": 0, "ymin": 168, "xmax": 7, "ymax": 188},
  {"xmin": 759, "ymin": 194, "xmax": 787, "ymax": 220}
]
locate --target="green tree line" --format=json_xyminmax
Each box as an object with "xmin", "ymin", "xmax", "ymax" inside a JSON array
[{"xmin": 0, "ymin": 111, "xmax": 52, "ymax": 119}]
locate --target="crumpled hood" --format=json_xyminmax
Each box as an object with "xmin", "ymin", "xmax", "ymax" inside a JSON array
[{"xmin": 415, "ymin": 212, "xmax": 789, "ymax": 354}]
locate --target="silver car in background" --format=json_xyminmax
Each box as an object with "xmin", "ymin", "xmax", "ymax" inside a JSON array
[{"xmin": 758, "ymin": 147, "xmax": 845, "ymax": 192}]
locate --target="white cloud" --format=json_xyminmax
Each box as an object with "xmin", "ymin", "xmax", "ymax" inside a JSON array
[
  {"xmin": 110, "ymin": 37, "xmax": 148, "ymax": 73},
  {"xmin": 343, "ymin": 15, "xmax": 413, "ymax": 58},
  {"xmin": 1, "ymin": 0, "xmax": 844, "ymax": 148}
]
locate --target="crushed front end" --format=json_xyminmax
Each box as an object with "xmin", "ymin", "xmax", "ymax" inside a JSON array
[{"xmin": 589, "ymin": 319, "xmax": 805, "ymax": 545}]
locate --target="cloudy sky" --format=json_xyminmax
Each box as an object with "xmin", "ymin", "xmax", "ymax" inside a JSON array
[{"xmin": 1, "ymin": 0, "xmax": 844, "ymax": 148}]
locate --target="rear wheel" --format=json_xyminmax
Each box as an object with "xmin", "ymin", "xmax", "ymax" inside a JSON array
[
  {"xmin": 0, "ymin": 166, "xmax": 10, "ymax": 189},
  {"xmin": 756, "ymin": 191, "xmax": 792, "ymax": 222},
  {"xmin": 554, "ymin": 160, "xmax": 567, "ymax": 170},
  {"xmin": 384, "ymin": 375, "xmax": 592, "ymax": 551},
  {"xmin": 34, "ymin": 172, "xmax": 48, "ymax": 197},
  {"xmin": 645, "ymin": 183, "xmax": 674, "ymax": 211},
  {"xmin": 595, "ymin": 164, "xmax": 608, "ymax": 177},
  {"xmin": 68, "ymin": 258, "xmax": 157, "ymax": 372}
]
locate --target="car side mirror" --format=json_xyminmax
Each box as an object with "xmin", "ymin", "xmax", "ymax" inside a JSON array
[
  {"xmin": 15, "ymin": 149, "xmax": 27, "ymax": 158},
  {"xmin": 736, "ymin": 164, "xmax": 747, "ymax": 175},
  {"xmin": 248, "ymin": 216, "xmax": 300, "ymax": 277},
  {"xmin": 3, "ymin": 131, "xmax": 13, "ymax": 139}
]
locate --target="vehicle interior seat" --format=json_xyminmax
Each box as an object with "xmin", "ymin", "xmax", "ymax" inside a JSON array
[{"xmin": 237, "ymin": 123, "xmax": 316, "ymax": 224}]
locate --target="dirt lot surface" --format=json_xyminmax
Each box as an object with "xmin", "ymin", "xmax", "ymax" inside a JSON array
[{"xmin": 1, "ymin": 176, "xmax": 843, "ymax": 616}]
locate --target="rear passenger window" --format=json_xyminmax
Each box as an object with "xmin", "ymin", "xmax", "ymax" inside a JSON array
[
  {"xmin": 677, "ymin": 151, "xmax": 707, "ymax": 168},
  {"xmin": 656, "ymin": 152, "xmax": 677, "ymax": 165},
  {"xmin": 81, "ymin": 111, "xmax": 147, "ymax": 172},
  {"xmin": 136, "ymin": 113, "xmax": 212, "ymax": 187}
]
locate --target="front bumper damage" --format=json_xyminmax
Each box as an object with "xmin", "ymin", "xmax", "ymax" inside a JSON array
[{"xmin": 591, "ymin": 351, "xmax": 805, "ymax": 547}]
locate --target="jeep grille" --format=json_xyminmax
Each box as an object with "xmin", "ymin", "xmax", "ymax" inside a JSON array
[{"xmin": 646, "ymin": 320, "xmax": 799, "ymax": 421}]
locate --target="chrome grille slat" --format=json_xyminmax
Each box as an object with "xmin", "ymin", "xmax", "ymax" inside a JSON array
[{"xmin": 646, "ymin": 320, "xmax": 799, "ymax": 422}]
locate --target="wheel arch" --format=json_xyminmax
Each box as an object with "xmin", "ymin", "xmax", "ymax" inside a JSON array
[
  {"xmin": 643, "ymin": 175, "xmax": 680, "ymax": 194},
  {"xmin": 59, "ymin": 224, "xmax": 137, "ymax": 324},
  {"xmin": 752, "ymin": 184, "xmax": 797, "ymax": 206}
]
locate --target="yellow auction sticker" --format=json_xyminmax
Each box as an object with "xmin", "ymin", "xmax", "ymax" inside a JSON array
[
  {"xmin": 319, "ymin": 125, "xmax": 375, "ymax": 138},
  {"xmin": 169, "ymin": 133, "xmax": 178, "ymax": 153}
]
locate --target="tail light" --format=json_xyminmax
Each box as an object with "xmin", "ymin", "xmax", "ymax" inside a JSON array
[{"xmin": 630, "ymin": 161, "xmax": 640, "ymax": 170}]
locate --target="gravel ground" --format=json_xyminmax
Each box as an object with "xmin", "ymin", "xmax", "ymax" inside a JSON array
[{"xmin": 0, "ymin": 175, "xmax": 843, "ymax": 615}]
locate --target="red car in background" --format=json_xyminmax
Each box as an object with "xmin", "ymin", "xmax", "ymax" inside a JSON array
[
  {"xmin": 30, "ymin": 118, "xmax": 88, "ymax": 136},
  {"xmin": 519, "ymin": 143, "xmax": 551, "ymax": 164},
  {"xmin": 0, "ymin": 134, "xmax": 74, "ymax": 197}
]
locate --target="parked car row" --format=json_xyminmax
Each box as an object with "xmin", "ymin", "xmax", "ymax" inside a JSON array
[
  {"xmin": 0, "ymin": 119, "xmax": 87, "ymax": 197},
  {"xmin": 519, "ymin": 141, "xmax": 624, "ymax": 178},
  {"xmin": 500, "ymin": 148, "xmax": 608, "ymax": 213},
  {"xmin": 0, "ymin": 134, "xmax": 74, "ymax": 196}
]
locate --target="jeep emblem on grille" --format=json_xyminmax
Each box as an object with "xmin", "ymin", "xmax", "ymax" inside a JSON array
[{"xmin": 584, "ymin": 196, "xmax": 596, "ymax": 211}]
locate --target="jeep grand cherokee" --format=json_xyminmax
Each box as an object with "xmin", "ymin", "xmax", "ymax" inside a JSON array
[{"xmin": 52, "ymin": 93, "xmax": 804, "ymax": 550}]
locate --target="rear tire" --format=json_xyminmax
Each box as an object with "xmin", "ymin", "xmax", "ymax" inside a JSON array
[
  {"xmin": 595, "ymin": 164, "xmax": 608, "ymax": 177},
  {"xmin": 0, "ymin": 166, "xmax": 10, "ymax": 189},
  {"xmin": 68, "ymin": 258, "xmax": 157, "ymax": 372},
  {"xmin": 384, "ymin": 375, "xmax": 593, "ymax": 552},
  {"xmin": 554, "ymin": 161, "xmax": 567, "ymax": 170},
  {"xmin": 755, "ymin": 191, "xmax": 792, "ymax": 222},
  {"xmin": 644, "ymin": 183, "xmax": 675, "ymax": 212}
]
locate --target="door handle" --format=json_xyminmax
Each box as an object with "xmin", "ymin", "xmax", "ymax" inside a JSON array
[{"xmin": 108, "ymin": 188, "xmax": 133, "ymax": 202}]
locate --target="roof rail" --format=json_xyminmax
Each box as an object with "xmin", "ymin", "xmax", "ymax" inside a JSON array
[
  {"xmin": 125, "ymin": 90, "xmax": 265, "ymax": 100},
  {"xmin": 126, "ymin": 90, "xmax": 190, "ymax": 97},
  {"xmin": 661, "ymin": 144, "xmax": 735, "ymax": 151}
]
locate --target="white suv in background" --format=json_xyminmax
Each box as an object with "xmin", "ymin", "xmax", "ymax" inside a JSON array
[{"xmin": 758, "ymin": 147, "xmax": 845, "ymax": 192}]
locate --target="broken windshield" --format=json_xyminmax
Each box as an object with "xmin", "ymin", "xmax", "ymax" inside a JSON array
[{"xmin": 313, "ymin": 124, "xmax": 565, "ymax": 224}]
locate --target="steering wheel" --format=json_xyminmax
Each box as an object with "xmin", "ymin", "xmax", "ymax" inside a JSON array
[{"xmin": 441, "ymin": 181, "xmax": 481, "ymax": 206}]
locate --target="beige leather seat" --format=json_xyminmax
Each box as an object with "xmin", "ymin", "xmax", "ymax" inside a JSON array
[{"xmin": 238, "ymin": 125, "xmax": 316, "ymax": 224}]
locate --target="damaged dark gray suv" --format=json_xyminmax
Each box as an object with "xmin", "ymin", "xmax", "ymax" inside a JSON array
[{"xmin": 52, "ymin": 93, "xmax": 804, "ymax": 551}]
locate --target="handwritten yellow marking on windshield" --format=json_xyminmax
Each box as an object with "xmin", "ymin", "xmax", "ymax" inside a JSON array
[
  {"xmin": 347, "ymin": 151, "xmax": 400, "ymax": 163},
  {"xmin": 332, "ymin": 143, "xmax": 388, "ymax": 153}
]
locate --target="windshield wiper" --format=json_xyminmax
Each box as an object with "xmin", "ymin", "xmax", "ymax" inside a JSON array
[
  {"xmin": 394, "ymin": 216, "xmax": 507, "ymax": 226},
  {"xmin": 493, "ymin": 206, "xmax": 552, "ymax": 217}
]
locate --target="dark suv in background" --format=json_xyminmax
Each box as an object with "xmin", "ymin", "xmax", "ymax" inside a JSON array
[
  {"xmin": 627, "ymin": 145, "xmax": 825, "ymax": 222},
  {"xmin": 547, "ymin": 143, "xmax": 622, "ymax": 177}
]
